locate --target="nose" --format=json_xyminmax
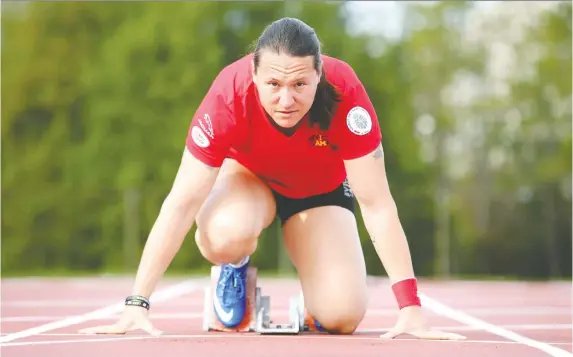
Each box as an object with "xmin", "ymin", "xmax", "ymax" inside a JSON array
[{"xmin": 278, "ymin": 88, "xmax": 294, "ymax": 108}]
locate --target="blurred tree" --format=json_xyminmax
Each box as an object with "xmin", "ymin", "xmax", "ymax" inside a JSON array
[
  {"xmin": 474, "ymin": 2, "xmax": 572, "ymax": 278},
  {"xmin": 2, "ymin": 1, "xmax": 570, "ymax": 279},
  {"xmin": 399, "ymin": 1, "xmax": 477, "ymax": 277},
  {"xmin": 2, "ymin": 2, "xmax": 382, "ymax": 274}
]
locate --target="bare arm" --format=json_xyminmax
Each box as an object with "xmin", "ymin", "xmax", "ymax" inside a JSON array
[
  {"xmin": 344, "ymin": 143, "xmax": 415, "ymax": 283},
  {"xmin": 130, "ymin": 148, "xmax": 219, "ymax": 297}
]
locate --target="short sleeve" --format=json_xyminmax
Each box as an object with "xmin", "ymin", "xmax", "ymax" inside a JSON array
[
  {"xmin": 331, "ymin": 79, "xmax": 382, "ymax": 160},
  {"xmin": 185, "ymin": 89, "xmax": 235, "ymax": 168}
]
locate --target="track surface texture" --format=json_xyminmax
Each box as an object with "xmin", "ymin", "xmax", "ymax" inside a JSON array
[{"xmin": 1, "ymin": 276, "xmax": 571, "ymax": 357}]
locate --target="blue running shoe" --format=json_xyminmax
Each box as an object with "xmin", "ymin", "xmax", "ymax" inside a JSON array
[{"xmin": 213, "ymin": 261, "xmax": 249, "ymax": 328}]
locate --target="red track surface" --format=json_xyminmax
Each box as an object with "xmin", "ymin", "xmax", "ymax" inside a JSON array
[{"xmin": 1, "ymin": 277, "xmax": 571, "ymax": 357}]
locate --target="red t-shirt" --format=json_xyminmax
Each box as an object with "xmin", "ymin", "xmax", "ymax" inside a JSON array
[{"xmin": 186, "ymin": 54, "xmax": 382, "ymax": 199}]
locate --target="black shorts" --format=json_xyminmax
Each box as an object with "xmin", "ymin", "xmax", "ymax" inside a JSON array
[{"xmin": 271, "ymin": 179, "xmax": 356, "ymax": 225}]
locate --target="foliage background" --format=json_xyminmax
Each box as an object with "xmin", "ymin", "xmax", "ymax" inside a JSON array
[{"xmin": 2, "ymin": 1, "xmax": 571, "ymax": 279}]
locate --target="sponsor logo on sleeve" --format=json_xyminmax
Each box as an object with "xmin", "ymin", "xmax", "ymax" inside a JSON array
[
  {"xmin": 191, "ymin": 125, "xmax": 210, "ymax": 148},
  {"xmin": 346, "ymin": 106, "xmax": 372, "ymax": 136}
]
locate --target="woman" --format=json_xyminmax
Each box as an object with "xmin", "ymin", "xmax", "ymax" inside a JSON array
[{"xmin": 80, "ymin": 17, "xmax": 465, "ymax": 340}]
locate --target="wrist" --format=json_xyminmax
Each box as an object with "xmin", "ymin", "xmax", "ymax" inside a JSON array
[
  {"xmin": 125, "ymin": 295, "xmax": 151, "ymax": 310},
  {"xmin": 391, "ymin": 278, "xmax": 421, "ymax": 310}
]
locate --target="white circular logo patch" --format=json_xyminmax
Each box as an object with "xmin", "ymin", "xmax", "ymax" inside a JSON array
[
  {"xmin": 191, "ymin": 126, "xmax": 210, "ymax": 148},
  {"xmin": 346, "ymin": 106, "xmax": 372, "ymax": 136}
]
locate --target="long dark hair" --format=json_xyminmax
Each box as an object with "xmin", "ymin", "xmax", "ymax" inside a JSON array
[{"xmin": 252, "ymin": 18, "xmax": 342, "ymax": 131}]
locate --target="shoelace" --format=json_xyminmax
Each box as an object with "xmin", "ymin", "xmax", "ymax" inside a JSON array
[{"xmin": 217, "ymin": 265, "xmax": 246, "ymax": 307}]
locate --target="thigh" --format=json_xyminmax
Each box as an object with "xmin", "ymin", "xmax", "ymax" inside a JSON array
[
  {"xmin": 196, "ymin": 158, "xmax": 276, "ymax": 239},
  {"xmin": 282, "ymin": 205, "xmax": 368, "ymax": 329}
]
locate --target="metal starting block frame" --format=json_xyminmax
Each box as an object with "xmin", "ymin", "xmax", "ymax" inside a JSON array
[{"xmin": 254, "ymin": 287, "xmax": 302, "ymax": 334}]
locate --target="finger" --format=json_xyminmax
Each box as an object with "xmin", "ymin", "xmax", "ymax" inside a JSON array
[
  {"xmin": 379, "ymin": 328, "xmax": 403, "ymax": 340},
  {"xmin": 412, "ymin": 330, "xmax": 467, "ymax": 340},
  {"xmin": 140, "ymin": 320, "xmax": 163, "ymax": 336}
]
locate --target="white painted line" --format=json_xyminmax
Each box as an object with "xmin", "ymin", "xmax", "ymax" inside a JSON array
[
  {"xmin": 0, "ymin": 279, "xmax": 207, "ymax": 344},
  {"xmin": 4, "ymin": 300, "xmax": 570, "ymax": 316},
  {"xmin": 2, "ymin": 300, "xmax": 205, "ymax": 308},
  {"xmin": 3, "ymin": 322, "xmax": 571, "ymax": 335},
  {"xmin": 5, "ymin": 305, "xmax": 571, "ymax": 322},
  {"xmin": 1, "ymin": 333, "xmax": 572, "ymax": 348},
  {"xmin": 419, "ymin": 293, "xmax": 573, "ymax": 357},
  {"xmin": 4, "ymin": 308, "xmax": 572, "ymax": 331},
  {"xmin": 1, "ymin": 312, "xmax": 203, "ymax": 323},
  {"xmin": 366, "ymin": 324, "xmax": 573, "ymax": 333},
  {"xmin": 1, "ymin": 335, "xmax": 164, "ymax": 347}
]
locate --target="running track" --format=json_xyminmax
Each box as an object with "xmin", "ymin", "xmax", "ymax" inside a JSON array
[{"xmin": 1, "ymin": 276, "xmax": 571, "ymax": 357}]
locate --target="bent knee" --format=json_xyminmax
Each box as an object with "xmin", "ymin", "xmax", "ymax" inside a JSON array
[{"xmin": 195, "ymin": 214, "xmax": 261, "ymax": 264}]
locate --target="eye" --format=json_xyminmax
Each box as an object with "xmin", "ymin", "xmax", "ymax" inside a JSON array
[{"xmin": 295, "ymin": 82, "xmax": 306, "ymax": 88}]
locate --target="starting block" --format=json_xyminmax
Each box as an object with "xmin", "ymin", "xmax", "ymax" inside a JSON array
[
  {"xmin": 203, "ymin": 266, "xmax": 317, "ymax": 335},
  {"xmin": 254, "ymin": 287, "xmax": 300, "ymax": 334}
]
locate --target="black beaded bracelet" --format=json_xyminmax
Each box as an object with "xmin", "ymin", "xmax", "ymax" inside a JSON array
[{"xmin": 125, "ymin": 295, "xmax": 150, "ymax": 310}]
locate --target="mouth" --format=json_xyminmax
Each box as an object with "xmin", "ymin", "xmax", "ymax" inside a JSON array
[{"xmin": 276, "ymin": 110, "xmax": 297, "ymax": 115}]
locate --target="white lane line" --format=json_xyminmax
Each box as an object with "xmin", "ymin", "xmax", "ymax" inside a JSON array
[
  {"xmin": 2, "ymin": 322, "xmax": 571, "ymax": 334},
  {"xmin": 4, "ymin": 300, "xmax": 570, "ymax": 317},
  {"xmin": 1, "ymin": 335, "xmax": 165, "ymax": 347},
  {"xmin": 366, "ymin": 324, "xmax": 573, "ymax": 333},
  {"xmin": 2, "ymin": 300, "xmax": 203, "ymax": 308},
  {"xmin": 0, "ymin": 279, "xmax": 207, "ymax": 344},
  {"xmin": 1, "ymin": 333, "xmax": 572, "ymax": 348},
  {"xmin": 420, "ymin": 293, "xmax": 573, "ymax": 357},
  {"xmin": 3, "ymin": 309, "xmax": 572, "ymax": 332},
  {"xmin": 5, "ymin": 305, "xmax": 571, "ymax": 322}
]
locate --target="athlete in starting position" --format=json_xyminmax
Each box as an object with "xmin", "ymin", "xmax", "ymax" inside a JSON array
[{"xmin": 80, "ymin": 17, "xmax": 466, "ymax": 340}]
